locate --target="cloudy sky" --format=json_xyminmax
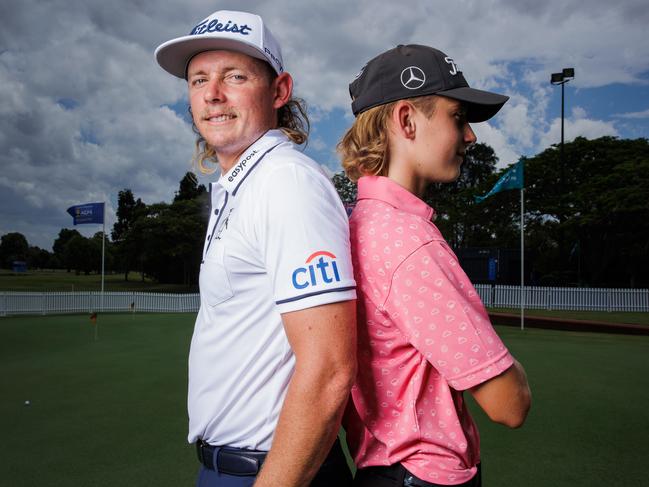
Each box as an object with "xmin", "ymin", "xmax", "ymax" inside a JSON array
[{"xmin": 1, "ymin": 0, "xmax": 648, "ymax": 250}]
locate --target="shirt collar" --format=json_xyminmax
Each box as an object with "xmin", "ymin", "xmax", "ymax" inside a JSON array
[
  {"xmin": 357, "ymin": 176, "xmax": 435, "ymax": 221},
  {"xmin": 217, "ymin": 129, "xmax": 288, "ymax": 195}
]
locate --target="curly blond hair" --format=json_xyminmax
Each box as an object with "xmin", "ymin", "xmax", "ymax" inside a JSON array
[{"xmin": 337, "ymin": 96, "xmax": 437, "ymax": 182}]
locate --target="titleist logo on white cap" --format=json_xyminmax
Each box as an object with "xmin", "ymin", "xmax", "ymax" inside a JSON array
[
  {"xmin": 189, "ymin": 15, "xmax": 253, "ymax": 37},
  {"xmin": 155, "ymin": 10, "xmax": 284, "ymax": 79}
]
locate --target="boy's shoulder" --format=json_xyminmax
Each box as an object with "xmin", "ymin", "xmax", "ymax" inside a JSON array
[
  {"xmin": 351, "ymin": 198, "xmax": 444, "ymax": 242},
  {"xmin": 350, "ymin": 198, "xmax": 449, "ymax": 285}
]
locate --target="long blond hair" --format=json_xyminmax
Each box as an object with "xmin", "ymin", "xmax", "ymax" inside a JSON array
[{"xmin": 337, "ymin": 96, "xmax": 436, "ymax": 182}]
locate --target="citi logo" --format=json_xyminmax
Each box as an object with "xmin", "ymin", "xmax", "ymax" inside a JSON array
[{"xmin": 292, "ymin": 251, "xmax": 341, "ymax": 289}]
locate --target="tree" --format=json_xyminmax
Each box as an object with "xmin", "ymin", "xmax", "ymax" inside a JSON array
[
  {"xmin": 0, "ymin": 232, "xmax": 29, "ymax": 268},
  {"xmin": 63, "ymin": 234, "xmax": 96, "ymax": 275},
  {"xmin": 174, "ymin": 172, "xmax": 207, "ymax": 202},
  {"xmin": 90, "ymin": 232, "xmax": 113, "ymax": 275},
  {"xmin": 27, "ymin": 246, "xmax": 52, "ymax": 269},
  {"xmin": 52, "ymin": 229, "xmax": 81, "ymax": 271},
  {"xmin": 133, "ymin": 198, "xmax": 207, "ymax": 285},
  {"xmin": 112, "ymin": 189, "xmax": 146, "ymax": 281},
  {"xmin": 332, "ymin": 172, "xmax": 357, "ymax": 204},
  {"xmin": 525, "ymin": 136, "xmax": 649, "ymax": 287}
]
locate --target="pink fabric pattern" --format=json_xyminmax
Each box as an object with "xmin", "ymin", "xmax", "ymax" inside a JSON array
[{"xmin": 344, "ymin": 176, "xmax": 513, "ymax": 485}]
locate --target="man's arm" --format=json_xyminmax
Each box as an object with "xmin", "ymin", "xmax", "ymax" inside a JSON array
[
  {"xmin": 469, "ymin": 358, "xmax": 531, "ymax": 428},
  {"xmin": 254, "ymin": 300, "xmax": 357, "ymax": 487}
]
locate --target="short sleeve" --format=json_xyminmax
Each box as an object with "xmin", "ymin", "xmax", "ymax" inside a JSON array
[
  {"xmin": 258, "ymin": 162, "xmax": 356, "ymax": 314},
  {"xmin": 383, "ymin": 240, "xmax": 513, "ymax": 390}
]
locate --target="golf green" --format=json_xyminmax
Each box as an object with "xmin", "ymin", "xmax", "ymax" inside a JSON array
[{"xmin": 1, "ymin": 313, "xmax": 648, "ymax": 486}]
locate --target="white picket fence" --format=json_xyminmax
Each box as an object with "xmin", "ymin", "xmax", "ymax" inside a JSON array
[
  {"xmin": 1, "ymin": 286, "xmax": 648, "ymax": 316},
  {"xmin": 0, "ymin": 291, "xmax": 200, "ymax": 316},
  {"xmin": 474, "ymin": 285, "xmax": 649, "ymax": 312}
]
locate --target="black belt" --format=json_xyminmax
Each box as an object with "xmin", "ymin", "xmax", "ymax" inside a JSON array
[
  {"xmin": 196, "ymin": 440, "xmax": 267, "ymax": 476},
  {"xmin": 359, "ymin": 463, "xmax": 481, "ymax": 487}
]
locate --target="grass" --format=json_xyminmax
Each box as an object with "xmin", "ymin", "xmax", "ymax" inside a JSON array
[
  {"xmin": 0, "ymin": 269, "xmax": 196, "ymax": 293},
  {"xmin": 467, "ymin": 326, "xmax": 649, "ymax": 486},
  {"xmin": 2, "ymin": 313, "xmax": 648, "ymax": 486},
  {"xmin": 0, "ymin": 313, "xmax": 195, "ymax": 487}
]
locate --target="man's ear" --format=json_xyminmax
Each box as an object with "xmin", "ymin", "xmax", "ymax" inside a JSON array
[
  {"xmin": 391, "ymin": 100, "xmax": 417, "ymax": 140},
  {"xmin": 272, "ymin": 72, "xmax": 293, "ymax": 109}
]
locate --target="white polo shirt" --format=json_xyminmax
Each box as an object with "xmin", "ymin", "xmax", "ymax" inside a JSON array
[{"xmin": 188, "ymin": 130, "xmax": 356, "ymax": 449}]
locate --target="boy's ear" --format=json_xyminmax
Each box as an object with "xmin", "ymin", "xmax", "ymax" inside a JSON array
[{"xmin": 392, "ymin": 100, "xmax": 417, "ymax": 140}]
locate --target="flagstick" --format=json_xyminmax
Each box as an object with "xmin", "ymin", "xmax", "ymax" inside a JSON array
[
  {"xmin": 101, "ymin": 202, "xmax": 105, "ymax": 313},
  {"xmin": 520, "ymin": 188, "xmax": 525, "ymax": 330}
]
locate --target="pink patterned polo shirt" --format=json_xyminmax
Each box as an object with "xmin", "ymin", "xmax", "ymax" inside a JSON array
[{"xmin": 344, "ymin": 176, "xmax": 514, "ymax": 485}]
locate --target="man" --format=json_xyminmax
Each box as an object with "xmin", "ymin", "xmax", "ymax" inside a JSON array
[
  {"xmin": 155, "ymin": 10, "xmax": 357, "ymax": 487},
  {"xmin": 337, "ymin": 44, "xmax": 531, "ymax": 486}
]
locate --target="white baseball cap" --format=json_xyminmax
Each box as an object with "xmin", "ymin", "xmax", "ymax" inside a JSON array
[{"xmin": 155, "ymin": 10, "xmax": 284, "ymax": 79}]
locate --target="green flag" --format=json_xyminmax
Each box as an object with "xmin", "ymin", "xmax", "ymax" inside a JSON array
[{"xmin": 475, "ymin": 159, "xmax": 524, "ymax": 203}]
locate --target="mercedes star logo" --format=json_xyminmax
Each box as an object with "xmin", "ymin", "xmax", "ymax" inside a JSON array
[{"xmin": 400, "ymin": 66, "xmax": 426, "ymax": 90}]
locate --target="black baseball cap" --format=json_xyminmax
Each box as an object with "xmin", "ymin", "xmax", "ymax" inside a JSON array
[{"xmin": 349, "ymin": 44, "xmax": 509, "ymax": 122}]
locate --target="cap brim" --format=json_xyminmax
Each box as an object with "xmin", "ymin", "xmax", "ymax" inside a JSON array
[
  {"xmin": 155, "ymin": 35, "xmax": 271, "ymax": 79},
  {"xmin": 438, "ymin": 86, "xmax": 509, "ymax": 123}
]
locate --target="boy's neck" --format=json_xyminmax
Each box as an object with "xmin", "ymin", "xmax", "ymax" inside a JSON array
[{"xmin": 386, "ymin": 158, "xmax": 429, "ymax": 199}]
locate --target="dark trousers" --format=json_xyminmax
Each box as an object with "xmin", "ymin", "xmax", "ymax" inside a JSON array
[
  {"xmin": 195, "ymin": 438, "xmax": 352, "ymax": 487},
  {"xmin": 354, "ymin": 463, "xmax": 481, "ymax": 487}
]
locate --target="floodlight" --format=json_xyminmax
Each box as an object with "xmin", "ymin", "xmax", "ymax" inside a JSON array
[{"xmin": 551, "ymin": 72, "xmax": 564, "ymax": 84}]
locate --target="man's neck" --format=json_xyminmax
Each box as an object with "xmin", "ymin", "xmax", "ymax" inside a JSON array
[
  {"xmin": 218, "ymin": 151, "xmax": 246, "ymax": 174},
  {"xmin": 217, "ymin": 129, "xmax": 275, "ymax": 174}
]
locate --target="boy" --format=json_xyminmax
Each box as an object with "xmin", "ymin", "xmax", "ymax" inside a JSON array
[{"xmin": 338, "ymin": 44, "xmax": 531, "ymax": 486}]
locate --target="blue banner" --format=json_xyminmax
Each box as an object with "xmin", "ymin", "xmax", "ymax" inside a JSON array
[
  {"xmin": 475, "ymin": 159, "xmax": 524, "ymax": 203},
  {"xmin": 67, "ymin": 202, "xmax": 105, "ymax": 225}
]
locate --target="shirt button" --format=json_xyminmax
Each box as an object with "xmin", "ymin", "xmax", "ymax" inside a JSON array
[{"xmin": 214, "ymin": 209, "xmax": 219, "ymax": 215}]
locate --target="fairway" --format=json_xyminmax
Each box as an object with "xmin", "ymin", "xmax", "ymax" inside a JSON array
[{"xmin": 2, "ymin": 314, "xmax": 649, "ymax": 486}]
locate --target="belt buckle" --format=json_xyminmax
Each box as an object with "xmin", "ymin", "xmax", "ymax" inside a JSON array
[{"xmin": 197, "ymin": 440, "xmax": 208, "ymax": 466}]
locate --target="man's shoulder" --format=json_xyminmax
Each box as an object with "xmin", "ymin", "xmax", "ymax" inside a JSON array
[
  {"xmin": 264, "ymin": 142, "xmax": 328, "ymax": 175},
  {"xmin": 251, "ymin": 142, "xmax": 332, "ymax": 190}
]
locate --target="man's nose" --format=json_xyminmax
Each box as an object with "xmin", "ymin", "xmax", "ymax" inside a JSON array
[{"xmin": 204, "ymin": 78, "xmax": 224, "ymax": 103}]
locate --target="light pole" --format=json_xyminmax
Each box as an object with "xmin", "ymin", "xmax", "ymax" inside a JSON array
[
  {"xmin": 551, "ymin": 68, "xmax": 575, "ymax": 170},
  {"xmin": 551, "ymin": 67, "xmax": 574, "ymax": 280}
]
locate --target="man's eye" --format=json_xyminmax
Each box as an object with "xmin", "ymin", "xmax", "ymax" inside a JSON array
[{"xmin": 191, "ymin": 78, "xmax": 207, "ymax": 87}]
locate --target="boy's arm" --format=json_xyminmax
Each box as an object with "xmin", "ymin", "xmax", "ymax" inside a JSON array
[{"xmin": 469, "ymin": 358, "xmax": 531, "ymax": 428}]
